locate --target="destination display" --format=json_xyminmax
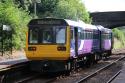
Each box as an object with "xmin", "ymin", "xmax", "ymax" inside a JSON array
[
  {"xmin": 28, "ymin": 19, "xmax": 68, "ymax": 26},
  {"xmin": 37, "ymin": 20, "xmax": 62, "ymax": 25}
]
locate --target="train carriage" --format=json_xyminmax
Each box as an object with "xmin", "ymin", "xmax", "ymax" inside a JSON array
[
  {"xmin": 97, "ymin": 25, "xmax": 113, "ymax": 56},
  {"xmin": 101, "ymin": 28, "xmax": 113, "ymax": 56}
]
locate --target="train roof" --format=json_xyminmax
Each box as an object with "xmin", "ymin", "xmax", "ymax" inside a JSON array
[
  {"xmin": 96, "ymin": 25, "xmax": 112, "ymax": 32},
  {"xmin": 84, "ymin": 24, "xmax": 98, "ymax": 30},
  {"xmin": 28, "ymin": 18, "xmax": 98, "ymax": 30},
  {"xmin": 65, "ymin": 19, "xmax": 85, "ymax": 27},
  {"xmin": 96, "ymin": 25, "xmax": 105, "ymax": 31},
  {"xmin": 104, "ymin": 28, "xmax": 112, "ymax": 33},
  {"xmin": 65, "ymin": 19, "xmax": 98, "ymax": 30}
]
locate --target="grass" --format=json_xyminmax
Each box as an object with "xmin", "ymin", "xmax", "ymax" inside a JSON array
[{"xmin": 113, "ymin": 38, "xmax": 123, "ymax": 49}]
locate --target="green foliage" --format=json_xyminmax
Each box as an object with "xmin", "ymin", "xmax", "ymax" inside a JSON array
[
  {"xmin": 38, "ymin": 0, "xmax": 59, "ymax": 13},
  {"xmin": 52, "ymin": 0, "xmax": 91, "ymax": 23},
  {"xmin": 14, "ymin": 0, "xmax": 91, "ymax": 23},
  {"xmin": 113, "ymin": 28, "xmax": 125, "ymax": 48},
  {"xmin": 0, "ymin": 0, "xmax": 31, "ymax": 50},
  {"xmin": 52, "ymin": 0, "xmax": 77, "ymax": 20}
]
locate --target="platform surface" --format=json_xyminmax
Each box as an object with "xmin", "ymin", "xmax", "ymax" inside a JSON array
[{"xmin": 0, "ymin": 57, "xmax": 28, "ymax": 69}]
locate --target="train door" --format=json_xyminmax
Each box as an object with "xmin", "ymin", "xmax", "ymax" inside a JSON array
[
  {"xmin": 99, "ymin": 30, "xmax": 102, "ymax": 52},
  {"xmin": 70, "ymin": 27, "xmax": 78, "ymax": 58},
  {"xmin": 74, "ymin": 27, "xmax": 78, "ymax": 57},
  {"xmin": 111, "ymin": 33, "xmax": 114, "ymax": 49}
]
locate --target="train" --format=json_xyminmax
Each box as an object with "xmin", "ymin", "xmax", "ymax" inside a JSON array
[{"xmin": 25, "ymin": 18, "xmax": 114, "ymax": 72}]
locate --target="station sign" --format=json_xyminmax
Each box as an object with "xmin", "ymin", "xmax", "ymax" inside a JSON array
[
  {"xmin": 32, "ymin": 0, "xmax": 41, "ymax": 3},
  {"xmin": 3, "ymin": 25, "xmax": 11, "ymax": 31}
]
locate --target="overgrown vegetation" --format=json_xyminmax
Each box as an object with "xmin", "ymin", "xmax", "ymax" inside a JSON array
[
  {"xmin": 0, "ymin": 0, "xmax": 31, "ymax": 51},
  {"xmin": 113, "ymin": 28, "xmax": 125, "ymax": 49}
]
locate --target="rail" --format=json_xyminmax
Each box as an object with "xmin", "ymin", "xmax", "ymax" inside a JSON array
[{"xmin": 76, "ymin": 56, "xmax": 125, "ymax": 83}]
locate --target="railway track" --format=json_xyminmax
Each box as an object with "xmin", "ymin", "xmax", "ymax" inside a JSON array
[
  {"xmin": 14, "ymin": 73, "xmax": 57, "ymax": 83},
  {"xmin": 0, "ymin": 62, "xmax": 58, "ymax": 83},
  {"xmin": 0, "ymin": 64, "xmax": 27, "ymax": 72},
  {"xmin": 76, "ymin": 56, "xmax": 125, "ymax": 83},
  {"xmin": 0, "ymin": 62, "xmax": 30, "ymax": 83},
  {"xmin": 106, "ymin": 69, "xmax": 121, "ymax": 83}
]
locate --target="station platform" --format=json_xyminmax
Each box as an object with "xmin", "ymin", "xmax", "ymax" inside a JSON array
[
  {"xmin": 112, "ymin": 63, "xmax": 125, "ymax": 83},
  {"xmin": 0, "ymin": 58, "xmax": 28, "ymax": 69}
]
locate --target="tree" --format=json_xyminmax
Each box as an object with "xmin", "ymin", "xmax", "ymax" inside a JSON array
[
  {"xmin": 14, "ymin": 0, "xmax": 59, "ymax": 18},
  {"xmin": 52, "ymin": 0, "xmax": 91, "ymax": 23},
  {"xmin": 14, "ymin": 0, "xmax": 91, "ymax": 23},
  {"xmin": 0, "ymin": 0, "xmax": 31, "ymax": 50}
]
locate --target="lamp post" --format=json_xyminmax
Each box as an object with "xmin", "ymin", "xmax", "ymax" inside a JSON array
[
  {"xmin": 34, "ymin": 1, "xmax": 37, "ymax": 18},
  {"xmin": 33, "ymin": 0, "xmax": 41, "ymax": 18}
]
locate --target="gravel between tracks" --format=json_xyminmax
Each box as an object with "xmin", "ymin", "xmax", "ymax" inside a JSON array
[
  {"xmin": 52, "ymin": 51, "xmax": 125, "ymax": 83},
  {"xmin": 83, "ymin": 61, "xmax": 123, "ymax": 83}
]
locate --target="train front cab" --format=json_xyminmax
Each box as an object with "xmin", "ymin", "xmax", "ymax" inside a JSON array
[{"xmin": 25, "ymin": 19, "xmax": 71, "ymax": 72}]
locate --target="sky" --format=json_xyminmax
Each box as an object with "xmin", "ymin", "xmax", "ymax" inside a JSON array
[{"xmin": 82, "ymin": 0, "xmax": 125, "ymax": 12}]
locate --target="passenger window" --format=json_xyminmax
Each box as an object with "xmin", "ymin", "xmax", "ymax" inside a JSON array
[
  {"xmin": 29, "ymin": 29, "xmax": 38, "ymax": 43},
  {"xmin": 78, "ymin": 28, "xmax": 81, "ymax": 39},
  {"xmin": 56, "ymin": 28, "xmax": 66, "ymax": 43},
  {"xmin": 43, "ymin": 30, "xmax": 52, "ymax": 43},
  {"xmin": 78, "ymin": 32, "xmax": 81, "ymax": 39},
  {"xmin": 71, "ymin": 30, "xmax": 74, "ymax": 39}
]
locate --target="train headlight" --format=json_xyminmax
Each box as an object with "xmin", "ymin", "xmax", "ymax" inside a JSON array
[
  {"xmin": 28, "ymin": 47, "xmax": 36, "ymax": 51},
  {"xmin": 57, "ymin": 46, "xmax": 66, "ymax": 51}
]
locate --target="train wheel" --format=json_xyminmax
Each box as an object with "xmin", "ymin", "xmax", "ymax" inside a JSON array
[
  {"xmin": 91, "ymin": 54, "xmax": 96, "ymax": 65},
  {"xmin": 102, "ymin": 53, "xmax": 108, "ymax": 60},
  {"xmin": 94, "ymin": 53, "xmax": 101, "ymax": 63},
  {"xmin": 108, "ymin": 50, "xmax": 112, "ymax": 56},
  {"xmin": 85, "ymin": 55, "xmax": 92, "ymax": 68},
  {"xmin": 64, "ymin": 62, "xmax": 71, "ymax": 76},
  {"xmin": 79, "ymin": 58, "xmax": 84, "ymax": 68},
  {"xmin": 72, "ymin": 59, "xmax": 77, "ymax": 70}
]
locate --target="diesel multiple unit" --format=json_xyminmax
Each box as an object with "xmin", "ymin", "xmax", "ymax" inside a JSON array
[{"xmin": 25, "ymin": 18, "xmax": 114, "ymax": 72}]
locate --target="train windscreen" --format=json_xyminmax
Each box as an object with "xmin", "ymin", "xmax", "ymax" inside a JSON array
[{"xmin": 28, "ymin": 26, "xmax": 66, "ymax": 44}]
